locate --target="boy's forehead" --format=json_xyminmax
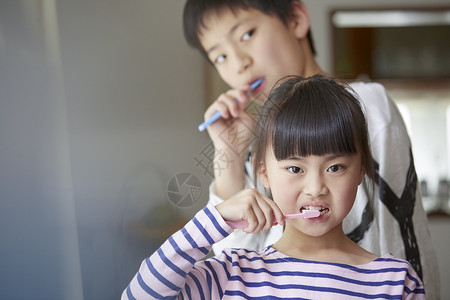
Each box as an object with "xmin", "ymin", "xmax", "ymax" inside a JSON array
[
  {"xmin": 198, "ymin": 8, "xmax": 266, "ymax": 50},
  {"xmin": 198, "ymin": 8, "xmax": 244, "ymax": 39}
]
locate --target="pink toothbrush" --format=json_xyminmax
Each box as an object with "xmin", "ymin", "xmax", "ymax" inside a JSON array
[{"xmin": 225, "ymin": 210, "xmax": 320, "ymax": 229}]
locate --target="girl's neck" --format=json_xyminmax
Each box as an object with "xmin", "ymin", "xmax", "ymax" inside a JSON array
[{"xmin": 272, "ymin": 224, "xmax": 378, "ymax": 265}]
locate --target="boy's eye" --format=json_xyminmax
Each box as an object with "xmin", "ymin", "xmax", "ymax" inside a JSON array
[
  {"xmin": 288, "ymin": 166, "xmax": 302, "ymax": 174},
  {"xmin": 242, "ymin": 29, "xmax": 254, "ymax": 41},
  {"xmin": 327, "ymin": 164, "xmax": 344, "ymax": 173},
  {"xmin": 215, "ymin": 54, "xmax": 226, "ymax": 64}
]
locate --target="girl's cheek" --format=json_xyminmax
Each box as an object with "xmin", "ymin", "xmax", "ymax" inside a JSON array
[{"xmin": 272, "ymin": 190, "xmax": 296, "ymax": 211}]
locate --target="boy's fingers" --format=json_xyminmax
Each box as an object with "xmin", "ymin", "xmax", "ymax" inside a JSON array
[
  {"xmin": 220, "ymin": 93, "xmax": 242, "ymax": 118},
  {"xmin": 205, "ymin": 96, "xmax": 237, "ymax": 120},
  {"xmin": 204, "ymin": 102, "xmax": 226, "ymax": 120},
  {"xmin": 207, "ymin": 91, "xmax": 248, "ymax": 120}
]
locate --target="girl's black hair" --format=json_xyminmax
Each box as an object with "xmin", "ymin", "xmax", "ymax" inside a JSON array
[
  {"xmin": 252, "ymin": 75, "xmax": 374, "ymax": 186},
  {"xmin": 182, "ymin": 0, "xmax": 316, "ymax": 61}
]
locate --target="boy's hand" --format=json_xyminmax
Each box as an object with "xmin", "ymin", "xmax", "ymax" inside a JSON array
[
  {"xmin": 204, "ymin": 85, "xmax": 258, "ymax": 158},
  {"xmin": 215, "ymin": 188, "xmax": 284, "ymax": 234}
]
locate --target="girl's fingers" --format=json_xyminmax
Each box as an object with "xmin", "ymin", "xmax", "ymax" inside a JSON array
[
  {"xmin": 256, "ymin": 193, "xmax": 277, "ymax": 232},
  {"xmin": 215, "ymin": 188, "xmax": 284, "ymax": 233},
  {"xmin": 268, "ymin": 198, "xmax": 285, "ymax": 227},
  {"xmin": 238, "ymin": 190, "xmax": 263, "ymax": 233},
  {"xmin": 244, "ymin": 191, "xmax": 280, "ymax": 233},
  {"xmin": 244, "ymin": 200, "xmax": 266, "ymax": 233}
]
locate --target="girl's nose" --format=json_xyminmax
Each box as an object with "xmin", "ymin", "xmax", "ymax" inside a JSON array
[{"xmin": 303, "ymin": 175, "xmax": 328, "ymax": 198}]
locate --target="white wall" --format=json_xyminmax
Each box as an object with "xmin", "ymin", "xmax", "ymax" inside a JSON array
[
  {"xmin": 0, "ymin": 0, "xmax": 210, "ymax": 298},
  {"xmin": 0, "ymin": 1, "xmax": 83, "ymax": 298}
]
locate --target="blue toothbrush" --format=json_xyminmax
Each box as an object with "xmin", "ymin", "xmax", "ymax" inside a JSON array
[{"xmin": 198, "ymin": 78, "xmax": 264, "ymax": 132}]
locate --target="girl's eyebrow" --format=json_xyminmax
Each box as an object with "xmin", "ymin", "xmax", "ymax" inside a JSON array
[
  {"xmin": 205, "ymin": 21, "xmax": 246, "ymax": 55},
  {"xmin": 284, "ymin": 154, "xmax": 343, "ymax": 161},
  {"xmin": 283, "ymin": 156, "xmax": 304, "ymax": 161}
]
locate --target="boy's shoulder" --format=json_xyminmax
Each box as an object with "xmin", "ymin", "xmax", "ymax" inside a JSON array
[
  {"xmin": 348, "ymin": 81, "xmax": 388, "ymax": 103},
  {"xmin": 347, "ymin": 81, "xmax": 394, "ymax": 119}
]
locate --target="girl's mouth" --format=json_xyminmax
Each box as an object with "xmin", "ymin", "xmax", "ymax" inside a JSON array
[{"xmin": 300, "ymin": 206, "xmax": 329, "ymax": 216}]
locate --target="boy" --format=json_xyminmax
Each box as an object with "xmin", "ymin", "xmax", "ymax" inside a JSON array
[{"xmin": 183, "ymin": 0, "xmax": 439, "ymax": 297}]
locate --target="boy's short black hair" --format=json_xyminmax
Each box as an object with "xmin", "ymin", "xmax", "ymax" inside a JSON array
[{"xmin": 183, "ymin": 0, "xmax": 316, "ymax": 61}]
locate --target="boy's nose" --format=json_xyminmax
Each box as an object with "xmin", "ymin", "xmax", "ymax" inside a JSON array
[{"xmin": 233, "ymin": 50, "xmax": 251, "ymax": 73}]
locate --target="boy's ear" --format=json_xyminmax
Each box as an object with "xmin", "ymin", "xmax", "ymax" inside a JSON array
[
  {"xmin": 257, "ymin": 162, "xmax": 271, "ymax": 189},
  {"xmin": 289, "ymin": 0, "xmax": 310, "ymax": 39}
]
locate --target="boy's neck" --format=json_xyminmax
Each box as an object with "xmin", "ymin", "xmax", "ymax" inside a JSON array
[{"xmin": 298, "ymin": 39, "xmax": 324, "ymax": 77}]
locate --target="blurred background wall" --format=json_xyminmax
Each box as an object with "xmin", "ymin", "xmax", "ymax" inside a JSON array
[
  {"xmin": 0, "ymin": 0, "xmax": 448, "ymax": 299},
  {"xmin": 0, "ymin": 0, "xmax": 209, "ymax": 299}
]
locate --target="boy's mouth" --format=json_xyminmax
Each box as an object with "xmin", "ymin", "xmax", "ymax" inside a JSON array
[
  {"xmin": 248, "ymin": 77, "xmax": 265, "ymax": 93},
  {"xmin": 300, "ymin": 206, "xmax": 329, "ymax": 216}
]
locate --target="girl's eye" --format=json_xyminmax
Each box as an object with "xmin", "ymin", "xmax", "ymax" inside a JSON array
[
  {"xmin": 242, "ymin": 29, "xmax": 254, "ymax": 41},
  {"xmin": 288, "ymin": 166, "xmax": 302, "ymax": 174},
  {"xmin": 327, "ymin": 164, "xmax": 344, "ymax": 173}
]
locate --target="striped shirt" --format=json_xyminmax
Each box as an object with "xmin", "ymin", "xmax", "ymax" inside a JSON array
[{"xmin": 122, "ymin": 204, "xmax": 425, "ymax": 299}]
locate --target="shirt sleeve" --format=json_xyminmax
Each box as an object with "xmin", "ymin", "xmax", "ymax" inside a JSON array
[
  {"xmin": 121, "ymin": 203, "xmax": 233, "ymax": 299},
  {"xmin": 403, "ymin": 260, "xmax": 426, "ymax": 300},
  {"xmin": 208, "ymin": 174, "xmax": 284, "ymax": 255}
]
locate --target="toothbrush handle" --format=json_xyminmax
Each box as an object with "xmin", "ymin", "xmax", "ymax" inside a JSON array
[
  {"xmin": 225, "ymin": 210, "xmax": 320, "ymax": 229},
  {"xmin": 198, "ymin": 78, "xmax": 263, "ymax": 132},
  {"xmin": 225, "ymin": 219, "xmax": 251, "ymax": 229},
  {"xmin": 198, "ymin": 99, "xmax": 238, "ymax": 132},
  {"xmin": 198, "ymin": 111, "xmax": 221, "ymax": 132}
]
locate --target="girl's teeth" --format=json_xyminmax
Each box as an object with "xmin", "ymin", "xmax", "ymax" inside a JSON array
[
  {"xmin": 303, "ymin": 206, "xmax": 322, "ymax": 211},
  {"xmin": 301, "ymin": 206, "xmax": 330, "ymax": 215},
  {"xmin": 319, "ymin": 208, "xmax": 330, "ymax": 215}
]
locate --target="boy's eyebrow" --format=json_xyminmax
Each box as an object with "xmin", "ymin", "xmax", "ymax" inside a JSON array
[{"xmin": 205, "ymin": 21, "xmax": 245, "ymax": 55}]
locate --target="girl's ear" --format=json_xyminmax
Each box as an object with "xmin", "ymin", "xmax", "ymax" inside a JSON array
[
  {"xmin": 358, "ymin": 164, "xmax": 366, "ymax": 185},
  {"xmin": 257, "ymin": 161, "xmax": 271, "ymax": 189},
  {"xmin": 289, "ymin": 0, "xmax": 310, "ymax": 39}
]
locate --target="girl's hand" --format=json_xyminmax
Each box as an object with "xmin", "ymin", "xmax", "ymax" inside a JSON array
[{"xmin": 215, "ymin": 188, "xmax": 284, "ymax": 233}]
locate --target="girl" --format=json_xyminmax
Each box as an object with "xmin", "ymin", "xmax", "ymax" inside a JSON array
[{"xmin": 122, "ymin": 75, "xmax": 425, "ymax": 299}]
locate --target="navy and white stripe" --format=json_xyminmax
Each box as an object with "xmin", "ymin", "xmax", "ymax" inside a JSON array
[{"xmin": 122, "ymin": 204, "xmax": 425, "ymax": 299}]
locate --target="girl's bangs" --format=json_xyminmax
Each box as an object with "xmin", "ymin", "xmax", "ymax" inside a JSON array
[{"xmin": 271, "ymin": 93, "xmax": 358, "ymax": 160}]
